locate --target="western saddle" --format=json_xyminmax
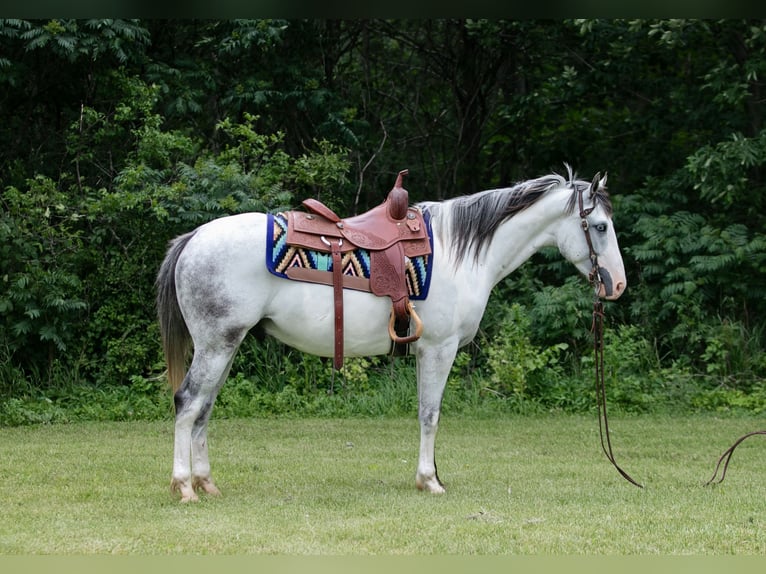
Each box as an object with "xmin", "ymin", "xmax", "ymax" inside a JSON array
[{"xmin": 285, "ymin": 169, "xmax": 431, "ymax": 369}]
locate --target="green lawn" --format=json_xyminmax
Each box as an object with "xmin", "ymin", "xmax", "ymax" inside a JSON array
[{"xmin": 0, "ymin": 414, "xmax": 765, "ymax": 554}]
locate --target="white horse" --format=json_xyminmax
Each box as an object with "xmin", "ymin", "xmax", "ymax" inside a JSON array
[{"xmin": 156, "ymin": 165, "xmax": 626, "ymax": 502}]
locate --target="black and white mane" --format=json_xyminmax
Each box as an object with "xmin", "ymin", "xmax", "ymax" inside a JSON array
[{"xmin": 420, "ymin": 165, "xmax": 613, "ymax": 265}]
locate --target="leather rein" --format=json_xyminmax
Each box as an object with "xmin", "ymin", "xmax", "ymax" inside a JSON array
[
  {"xmin": 579, "ymin": 181, "xmax": 764, "ymax": 488},
  {"xmin": 577, "ymin": 181, "xmax": 644, "ymax": 488},
  {"xmin": 705, "ymin": 430, "xmax": 766, "ymax": 486}
]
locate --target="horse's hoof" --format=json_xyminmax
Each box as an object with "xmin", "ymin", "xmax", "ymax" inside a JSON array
[
  {"xmin": 416, "ymin": 473, "xmax": 446, "ymax": 494},
  {"xmin": 180, "ymin": 491, "xmax": 200, "ymax": 503},
  {"xmin": 193, "ymin": 476, "xmax": 222, "ymax": 497},
  {"xmin": 171, "ymin": 478, "xmax": 200, "ymax": 502}
]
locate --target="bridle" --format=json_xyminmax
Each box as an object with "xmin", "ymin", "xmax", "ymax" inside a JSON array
[
  {"xmin": 577, "ymin": 177, "xmax": 602, "ymax": 289},
  {"xmin": 577, "ymin": 176, "xmax": 643, "ymax": 488}
]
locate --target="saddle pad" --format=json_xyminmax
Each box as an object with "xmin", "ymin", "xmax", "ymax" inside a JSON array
[{"xmin": 266, "ymin": 212, "xmax": 433, "ymax": 300}]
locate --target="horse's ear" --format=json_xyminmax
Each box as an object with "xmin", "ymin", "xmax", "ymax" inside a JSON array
[
  {"xmin": 600, "ymin": 172, "xmax": 608, "ymax": 189},
  {"xmin": 591, "ymin": 172, "xmax": 602, "ymax": 192}
]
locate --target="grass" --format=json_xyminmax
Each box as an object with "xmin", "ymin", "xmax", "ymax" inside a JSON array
[{"xmin": 0, "ymin": 414, "xmax": 765, "ymax": 554}]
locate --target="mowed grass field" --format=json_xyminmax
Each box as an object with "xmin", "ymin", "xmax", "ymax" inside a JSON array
[{"xmin": 0, "ymin": 414, "xmax": 765, "ymax": 554}]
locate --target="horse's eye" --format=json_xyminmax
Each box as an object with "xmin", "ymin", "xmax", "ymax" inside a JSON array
[{"xmin": 595, "ymin": 223, "xmax": 608, "ymax": 233}]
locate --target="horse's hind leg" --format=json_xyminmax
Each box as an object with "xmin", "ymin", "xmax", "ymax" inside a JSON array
[{"xmin": 171, "ymin": 342, "xmax": 241, "ymax": 502}]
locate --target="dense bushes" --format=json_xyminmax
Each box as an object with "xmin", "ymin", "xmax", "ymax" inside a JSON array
[
  {"xmin": 1, "ymin": 78, "xmax": 349, "ymax": 397},
  {"xmin": 2, "ymin": 19, "xmax": 766, "ymax": 425}
]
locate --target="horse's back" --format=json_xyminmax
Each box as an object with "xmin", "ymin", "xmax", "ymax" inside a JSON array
[{"xmin": 174, "ymin": 211, "xmax": 394, "ymax": 357}]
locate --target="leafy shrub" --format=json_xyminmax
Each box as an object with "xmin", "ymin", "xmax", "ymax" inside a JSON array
[
  {"xmin": 699, "ymin": 318, "xmax": 766, "ymax": 390},
  {"xmin": 1, "ymin": 76, "xmax": 352, "ymax": 395},
  {"xmin": 690, "ymin": 383, "xmax": 766, "ymax": 414},
  {"xmin": 528, "ymin": 275, "xmax": 596, "ymax": 354},
  {"xmin": 484, "ymin": 302, "xmax": 568, "ymax": 399},
  {"xmin": 0, "ymin": 177, "xmax": 87, "ymax": 378}
]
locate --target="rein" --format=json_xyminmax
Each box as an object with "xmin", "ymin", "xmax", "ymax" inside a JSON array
[
  {"xmin": 578, "ymin": 180, "xmax": 643, "ymax": 488},
  {"xmin": 705, "ymin": 430, "xmax": 766, "ymax": 486},
  {"xmin": 578, "ymin": 177, "xmax": 761, "ymax": 489}
]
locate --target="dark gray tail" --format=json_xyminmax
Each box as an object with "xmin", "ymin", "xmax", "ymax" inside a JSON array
[{"xmin": 156, "ymin": 231, "xmax": 196, "ymax": 393}]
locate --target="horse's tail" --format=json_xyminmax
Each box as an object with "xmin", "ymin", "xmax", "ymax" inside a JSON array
[{"xmin": 156, "ymin": 231, "xmax": 196, "ymax": 394}]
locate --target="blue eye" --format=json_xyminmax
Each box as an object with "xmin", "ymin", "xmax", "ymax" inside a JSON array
[{"xmin": 595, "ymin": 223, "xmax": 608, "ymax": 233}]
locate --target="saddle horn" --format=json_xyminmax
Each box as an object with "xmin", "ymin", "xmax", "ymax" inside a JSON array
[{"xmin": 388, "ymin": 169, "xmax": 410, "ymax": 221}]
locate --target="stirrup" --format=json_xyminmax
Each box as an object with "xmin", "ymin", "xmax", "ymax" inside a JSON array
[{"xmin": 388, "ymin": 300, "xmax": 423, "ymax": 345}]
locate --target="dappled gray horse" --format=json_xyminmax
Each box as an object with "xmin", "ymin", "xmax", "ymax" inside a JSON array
[{"xmin": 156, "ymin": 165, "xmax": 626, "ymax": 502}]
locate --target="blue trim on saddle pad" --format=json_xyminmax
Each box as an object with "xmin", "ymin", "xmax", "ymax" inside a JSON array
[{"xmin": 265, "ymin": 210, "xmax": 433, "ymax": 300}]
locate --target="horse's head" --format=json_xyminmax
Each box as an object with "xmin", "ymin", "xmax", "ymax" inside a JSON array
[{"xmin": 556, "ymin": 172, "xmax": 626, "ymax": 300}]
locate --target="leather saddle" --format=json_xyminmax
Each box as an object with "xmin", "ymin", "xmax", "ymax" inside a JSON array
[{"xmin": 285, "ymin": 169, "xmax": 431, "ymax": 369}]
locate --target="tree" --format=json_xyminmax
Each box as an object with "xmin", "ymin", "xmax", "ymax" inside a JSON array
[{"xmin": 2, "ymin": 19, "xmax": 765, "ymax": 398}]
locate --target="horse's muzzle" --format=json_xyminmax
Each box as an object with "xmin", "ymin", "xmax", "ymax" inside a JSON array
[{"xmin": 597, "ymin": 267, "xmax": 626, "ymax": 300}]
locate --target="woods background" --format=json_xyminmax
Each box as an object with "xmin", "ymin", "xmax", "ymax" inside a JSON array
[{"xmin": 1, "ymin": 19, "xmax": 765, "ymax": 422}]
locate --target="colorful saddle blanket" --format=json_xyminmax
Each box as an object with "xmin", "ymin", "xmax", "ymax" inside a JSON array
[{"xmin": 266, "ymin": 211, "xmax": 433, "ymax": 300}]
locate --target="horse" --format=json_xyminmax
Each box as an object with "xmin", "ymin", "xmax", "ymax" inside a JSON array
[{"xmin": 156, "ymin": 165, "xmax": 626, "ymax": 502}]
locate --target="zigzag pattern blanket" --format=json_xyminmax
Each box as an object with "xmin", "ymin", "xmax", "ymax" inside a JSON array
[{"xmin": 265, "ymin": 212, "xmax": 433, "ymax": 300}]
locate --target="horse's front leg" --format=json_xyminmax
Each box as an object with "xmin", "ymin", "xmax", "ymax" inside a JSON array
[{"xmin": 414, "ymin": 340, "xmax": 458, "ymax": 493}]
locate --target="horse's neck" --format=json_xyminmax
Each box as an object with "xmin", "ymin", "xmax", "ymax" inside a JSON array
[{"xmin": 482, "ymin": 191, "xmax": 563, "ymax": 287}]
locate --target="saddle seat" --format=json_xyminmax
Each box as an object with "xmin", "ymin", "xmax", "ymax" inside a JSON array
[{"xmin": 284, "ymin": 169, "xmax": 431, "ymax": 369}]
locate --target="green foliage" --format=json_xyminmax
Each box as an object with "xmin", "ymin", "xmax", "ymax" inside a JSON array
[
  {"xmin": 528, "ymin": 275, "xmax": 595, "ymax": 353},
  {"xmin": 484, "ymin": 302, "xmax": 568, "ymax": 399},
  {"xmin": 1, "ymin": 64, "xmax": 351, "ymax": 392},
  {"xmin": 8, "ymin": 19, "xmax": 150, "ymax": 63},
  {"xmin": 627, "ymin": 123, "xmax": 766, "ymax": 362},
  {"xmin": 699, "ymin": 319, "xmax": 766, "ymax": 389},
  {"xmin": 690, "ymin": 383, "xmax": 766, "ymax": 414},
  {"xmin": 595, "ymin": 324, "xmax": 666, "ymax": 413},
  {"xmin": 685, "ymin": 130, "xmax": 766, "ymax": 222},
  {"xmin": 2, "ymin": 19, "xmax": 766, "ymax": 422},
  {"xmin": 0, "ymin": 177, "xmax": 87, "ymax": 371}
]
